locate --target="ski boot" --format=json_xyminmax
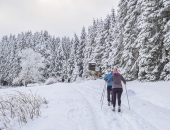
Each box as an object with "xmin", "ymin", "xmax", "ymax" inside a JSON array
[
  {"xmin": 118, "ymin": 106, "xmax": 121, "ymax": 112},
  {"xmin": 112, "ymin": 107, "xmax": 115, "ymax": 112}
]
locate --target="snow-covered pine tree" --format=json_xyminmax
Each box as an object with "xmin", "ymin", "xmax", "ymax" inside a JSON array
[
  {"xmin": 16, "ymin": 32, "xmax": 25, "ymax": 51},
  {"xmin": 101, "ymin": 15, "xmax": 112, "ymax": 75},
  {"xmin": 4, "ymin": 35, "xmax": 15, "ymax": 84},
  {"xmin": 119, "ymin": 0, "xmax": 139, "ymax": 80},
  {"xmin": 55, "ymin": 39, "xmax": 64, "ymax": 79},
  {"xmin": 35, "ymin": 31, "xmax": 54, "ymax": 79},
  {"xmin": 62, "ymin": 37, "xmax": 71, "ymax": 80},
  {"xmin": 9, "ymin": 35, "xmax": 20, "ymax": 84},
  {"xmin": 137, "ymin": 0, "xmax": 162, "ymax": 81},
  {"xmin": 91, "ymin": 19, "xmax": 104, "ymax": 72},
  {"xmin": 107, "ymin": 8, "xmax": 116, "ymax": 71},
  {"xmin": 82, "ymin": 26, "xmax": 93, "ymax": 78},
  {"xmin": 73, "ymin": 33, "xmax": 79, "ymax": 63},
  {"xmin": 68, "ymin": 37, "xmax": 80, "ymax": 82},
  {"xmin": 53, "ymin": 38, "xmax": 60, "ymax": 78},
  {"xmin": 0, "ymin": 35, "xmax": 19, "ymax": 85},
  {"xmin": 109, "ymin": 0, "xmax": 129, "ymax": 72},
  {"xmin": 106, "ymin": 9, "xmax": 116, "ymax": 72},
  {"xmin": 0, "ymin": 36, "xmax": 9, "ymax": 85},
  {"xmin": 83, "ymin": 19, "xmax": 99, "ymax": 78},
  {"xmin": 67, "ymin": 39, "xmax": 75, "ymax": 80},
  {"xmin": 109, "ymin": 8, "xmax": 116, "ymax": 44},
  {"xmin": 160, "ymin": 0, "xmax": 170, "ymax": 80},
  {"xmin": 48, "ymin": 36, "xmax": 57, "ymax": 77},
  {"xmin": 0, "ymin": 40, "xmax": 3, "ymax": 85},
  {"xmin": 71, "ymin": 33, "xmax": 80, "ymax": 79},
  {"xmin": 25, "ymin": 31, "xmax": 33, "ymax": 48},
  {"xmin": 88, "ymin": 19, "xmax": 98, "ymax": 63},
  {"xmin": 77, "ymin": 27, "xmax": 87, "ymax": 77},
  {"xmin": 53, "ymin": 37, "xmax": 61, "ymax": 78}
]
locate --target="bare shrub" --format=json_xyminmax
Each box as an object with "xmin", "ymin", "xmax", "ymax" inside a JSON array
[{"xmin": 0, "ymin": 90, "xmax": 48, "ymax": 130}]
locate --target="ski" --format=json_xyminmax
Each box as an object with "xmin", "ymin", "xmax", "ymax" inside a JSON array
[{"xmin": 111, "ymin": 108, "xmax": 122, "ymax": 116}]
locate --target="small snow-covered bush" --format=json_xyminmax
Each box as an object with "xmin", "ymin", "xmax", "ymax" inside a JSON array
[
  {"xmin": 0, "ymin": 91, "xmax": 47, "ymax": 130},
  {"xmin": 75, "ymin": 77, "xmax": 83, "ymax": 83},
  {"xmin": 45, "ymin": 77, "xmax": 57, "ymax": 85},
  {"xmin": 12, "ymin": 77, "xmax": 23, "ymax": 86}
]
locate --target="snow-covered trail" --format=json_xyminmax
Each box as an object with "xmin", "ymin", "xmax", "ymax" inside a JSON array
[
  {"xmin": 73, "ymin": 80, "xmax": 170, "ymax": 130},
  {"xmin": 0, "ymin": 79, "xmax": 170, "ymax": 130},
  {"xmin": 74, "ymin": 80, "xmax": 170, "ymax": 130},
  {"xmin": 73, "ymin": 81, "xmax": 157, "ymax": 130}
]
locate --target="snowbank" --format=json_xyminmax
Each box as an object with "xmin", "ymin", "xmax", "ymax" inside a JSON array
[{"xmin": 0, "ymin": 79, "xmax": 170, "ymax": 130}]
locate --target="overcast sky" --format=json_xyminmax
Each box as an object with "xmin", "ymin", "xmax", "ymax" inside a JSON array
[{"xmin": 0, "ymin": 0, "xmax": 119, "ymax": 39}]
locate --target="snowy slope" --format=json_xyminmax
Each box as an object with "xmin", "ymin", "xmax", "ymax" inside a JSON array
[{"xmin": 0, "ymin": 79, "xmax": 170, "ymax": 130}]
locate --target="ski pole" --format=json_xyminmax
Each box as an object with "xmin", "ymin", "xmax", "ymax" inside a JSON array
[
  {"xmin": 100, "ymin": 82, "xmax": 106, "ymax": 102},
  {"xmin": 101, "ymin": 82, "xmax": 106, "ymax": 110},
  {"xmin": 125, "ymin": 84, "xmax": 130, "ymax": 110}
]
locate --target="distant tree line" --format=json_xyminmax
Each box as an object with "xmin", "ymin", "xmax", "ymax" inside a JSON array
[{"xmin": 0, "ymin": 0, "xmax": 170, "ymax": 86}]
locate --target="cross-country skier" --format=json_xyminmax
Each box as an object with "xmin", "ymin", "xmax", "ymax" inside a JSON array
[
  {"xmin": 107, "ymin": 67, "xmax": 126, "ymax": 112},
  {"xmin": 104, "ymin": 70, "xmax": 113, "ymax": 106}
]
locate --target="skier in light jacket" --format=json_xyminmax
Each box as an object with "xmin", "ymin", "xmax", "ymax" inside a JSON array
[
  {"xmin": 107, "ymin": 67, "xmax": 126, "ymax": 112},
  {"xmin": 104, "ymin": 71, "xmax": 113, "ymax": 106}
]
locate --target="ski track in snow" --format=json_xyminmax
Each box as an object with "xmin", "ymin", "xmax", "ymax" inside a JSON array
[
  {"xmin": 68, "ymin": 84, "xmax": 98, "ymax": 130},
  {"xmin": 86, "ymin": 80, "xmax": 170, "ymax": 130},
  {"xmin": 65, "ymin": 85, "xmax": 97, "ymax": 130},
  {"xmin": 73, "ymin": 82, "xmax": 157, "ymax": 130}
]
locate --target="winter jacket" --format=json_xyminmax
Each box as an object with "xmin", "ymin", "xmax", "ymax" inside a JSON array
[
  {"xmin": 107, "ymin": 73, "xmax": 126, "ymax": 88},
  {"xmin": 104, "ymin": 72, "xmax": 113, "ymax": 87}
]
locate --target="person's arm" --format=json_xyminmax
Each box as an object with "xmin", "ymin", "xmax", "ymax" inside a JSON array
[
  {"xmin": 121, "ymin": 75, "xmax": 126, "ymax": 84},
  {"xmin": 107, "ymin": 75, "xmax": 113, "ymax": 83},
  {"xmin": 104, "ymin": 74, "xmax": 108, "ymax": 81}
]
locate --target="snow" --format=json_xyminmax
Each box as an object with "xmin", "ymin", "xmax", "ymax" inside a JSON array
[
  {"xmin": 0, "ymin": 79, "xmax": 170, "ymax": 130},
  {"xmin": 12, "ymin": 48, "xmax": 45, "ymax": 86},
  {"xmin": 45, "ymin": 77, "xmax": 58, "ymax": 85}
]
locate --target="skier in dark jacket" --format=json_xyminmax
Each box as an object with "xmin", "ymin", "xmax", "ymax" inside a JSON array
[
  {"xmin": 104, "ymin": 71, "xmax": 114, "ymax": 106},
  {"xmin": 107, "ymin": 67, "xmax": 126, "ymax": 112}
]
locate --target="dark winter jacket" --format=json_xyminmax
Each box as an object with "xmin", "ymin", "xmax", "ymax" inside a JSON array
[
  {"xmin": 104, "ymin": 72, "xmax": 113, "ymax": 87},
  {"xmin": 107, "ymin": 73, "xmax": 126, "ymax": 88}
]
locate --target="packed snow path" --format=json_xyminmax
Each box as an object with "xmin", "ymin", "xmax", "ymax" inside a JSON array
[{"xmin": 0, "ymin": 79, "xmax": 170, "ymax": 130}]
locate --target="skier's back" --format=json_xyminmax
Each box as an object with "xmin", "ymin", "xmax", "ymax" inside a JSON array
[{"xmin": 107, "ymin": 67, "xmax": 126, "ymax": 112}]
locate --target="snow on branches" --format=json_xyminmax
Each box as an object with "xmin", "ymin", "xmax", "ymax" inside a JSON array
[
  {"xmin": 13, "ymin": 48, "xmax": 45, "ymax": 86},
  {"xmin": 0, "ymin": 91, "xmax": 47, "ymax": 130}
]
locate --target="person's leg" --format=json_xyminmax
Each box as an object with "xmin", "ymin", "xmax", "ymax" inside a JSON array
[
  {"xmin": 112, "ymin": 88, "xmax": 117, "ymax": 108},
  {"xmin": 108, "ymin": 87, "xmax": 112, "ymax": 102},
  {"xmin": 107, "ymin": 86, "xmax": 110, "ymax": 103},
  {"xmin": 110, "ymin": 88, "xmax": 112, "ymax": 104},
  {"xmin": 117, "ymin": 88, "xmax": 123, "ymax": 112},
  {"xmin": 117, "ymin": 88, "xmax": 123, "ymax": 106}
]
